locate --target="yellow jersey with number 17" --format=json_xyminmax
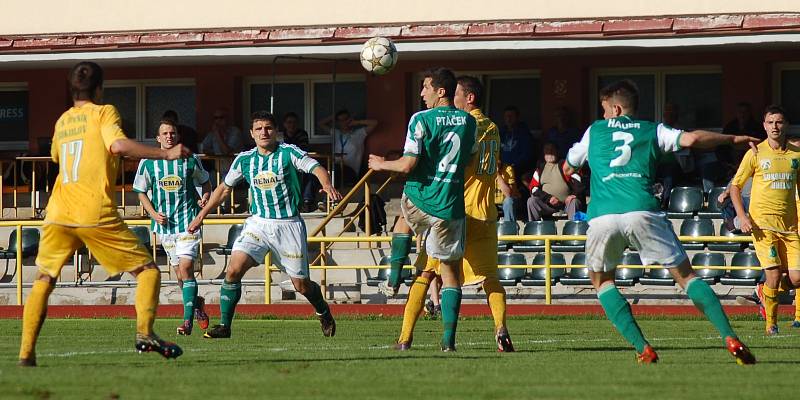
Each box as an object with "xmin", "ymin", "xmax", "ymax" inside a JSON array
[
  {"xmin": 46, "ymin": 103, "xmax": 127, "ymax": 227},
  {"xmin": 463, "ymin": 108, "xmax": 500, "ymax": 221}
]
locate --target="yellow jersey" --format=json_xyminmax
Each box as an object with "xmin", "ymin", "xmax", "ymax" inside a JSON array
[
  {"xmin": 464, "ymin": 108, "xmax": 500, "ymax": 221},
  {"xmin": 732, "ymin": 140, "xmax": 800, "ymax": 233},
  {"xmin": 46, "ymin": 103, "xmax": 127, "ymax": 227}
]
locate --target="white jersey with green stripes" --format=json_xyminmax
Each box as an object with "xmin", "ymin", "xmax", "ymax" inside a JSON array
[
  {"xmin": 225, "ymin": 143, "xmax": 319, "ymax": 219},
  {"xmin": 133, "ymin": 155, "xmax": 210, "ymax": 234},
  {"xmin": 566, "ymin": 115, "xmax": 683, "ymax": 219}
]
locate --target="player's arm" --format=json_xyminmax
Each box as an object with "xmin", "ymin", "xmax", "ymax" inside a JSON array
[
  {"xmin": 678, "ymin": 130, "xmax": 760, "ymax": 150},
  {"xmin": 290, "ymin": 147, "xmax": 343, "ymax": 202},
  {"xmin": 198, "ymin": 181, "xmax": 212, "ymax": 208},
  {"xmin": 311, "ymin": 166, "xmax": 343, "ymax": 201},
  {"xmin": 563, "ymin": 126, "xmax": 590, "ymax": 176},
  {"xmin": 368, "ymin": 155, "xmax": 417, "ymax": 174},
  {"xmin": 729, "ymin": 150, "xmax": 756, "ymax": 233},
  {"xmin": 188, "ymin": 183, "xmax": 232, "ymax": 233},
  {"xmin": 137, "ymin": 192, "xmax": 166, "ymax": 225},
  {"xmin": 110, "ymin": 138, "xmax": 190, "ymax": 160}
]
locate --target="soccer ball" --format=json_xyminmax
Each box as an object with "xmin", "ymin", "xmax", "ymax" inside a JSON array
[{"xmin": 360, "ymin": 37, "xmax": 398, "ymax": 75}]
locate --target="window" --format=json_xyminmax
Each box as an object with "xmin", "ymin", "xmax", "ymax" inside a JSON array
[
  {"xmin": 592, "ymin": 67, "xmax": 722, "ymax": 129},
  {"xmin": 0, "ymin": 84, "xmax": 29, "ymax": 150},
  {"xmin": 103, "ymin": 80, "xmax": 196, "ymax": 141},
  {"xmin": 244, "ymin": 76, "xmax": 366, "ymax": 143},
  {"xmin": 774, "ymin": 63, "xmax": 800, "ymax": 133}
]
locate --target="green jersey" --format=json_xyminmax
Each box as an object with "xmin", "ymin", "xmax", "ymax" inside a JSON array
[
  {"xmin": 133, "ymin": 155, "xmax": 209, "ymax": 234},
  {"xmin": 566, "ymin": 115, "xmax": 683, "ymax": 219},
  {"xmin": 402, "ymin": 105, "xmax": 477, "ymax": 219},
  {"xmin": 225, "ymin": 143, "xmax": 319, "ymax": 219}
]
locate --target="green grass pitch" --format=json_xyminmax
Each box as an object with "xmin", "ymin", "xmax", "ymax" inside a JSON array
[{"xmin": 0, "ymin": 316, "xmax": 798, "ymax": 399}]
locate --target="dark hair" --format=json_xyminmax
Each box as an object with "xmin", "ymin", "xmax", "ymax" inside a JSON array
[
  {"xmin": 599, "ymin": 79, "xmax": 639, "ymax": 113},
  {"xmin": 456, "ymin": 75, "xmax": 483, "ymax": 106},
  {"xmin": 504, "ymin": 105, "xmax": 520, "ymax": 115},
  {"xmin": 283, "ymin": 111, "xmax": 299, "ymax": 122},
  {"xmin": 335, "ymin": 109, "xmax": 350, "ymax": 120},
  {"xmin": 251, "ymin": 110, "xmax": 277, "ymax": 128},
  {"xmin": 423, "ymin": 67, "xmax": 457, "ymax": 99},
  {"xmin": 764, "ymin": 104, "xmax": 788, "ymax": 122},
  {"xmin": 68, "ymin": 61, "xmax": 103, "ymax": 101},
  {"xmin": 158, "ymin": 118, "xmax": 178, "ymax": 131},
  {"xmin": 162, "ymin": 110, "xmax": 178, "ymax": 122}
]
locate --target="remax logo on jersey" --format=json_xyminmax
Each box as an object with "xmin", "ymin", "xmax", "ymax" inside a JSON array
[
  {"xmin": 158, "ymin": 175, "xmax": 183, "ymax": 192},
  {"xmin": 253, "ymin": 171, "xmax": 279, "ymax": 190}
]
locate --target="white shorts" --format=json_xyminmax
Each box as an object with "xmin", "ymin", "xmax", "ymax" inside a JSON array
[
  {"xmin": 231, "ymin": 215, "xmax": 309, "ymax": 279},
  {"xmin": 586, "ymin": 211, "xmax": 687, "ymax": 273},
  {"xmin": 400, "ymin": 194, "xmax": 465, "ymax": 261},
  {"xmin": 159, "ymin": 232, "xmax": 201, "ymax": 267}
]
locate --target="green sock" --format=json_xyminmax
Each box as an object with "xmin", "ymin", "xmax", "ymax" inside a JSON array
[
  {"xmin": 598, "ymin": 284, "xmax": 648, "ymax": 353},
  {"xmin": 182, "ymin": 279, "xmax": 198, "ymax": 322},
  {"xmin": 686, "ymin": 277, "xmax": 737, "ymax": 341},
  {"xmin": 220, "ymin": 280, "xmax": 242, "ymax": 327},
  {"xmin": 303, "ymin": 280, "xmax": 330, "ymax": 316},
  {"xmin": 440, "ymin": 287, "xmax": 462, "ymax": 349},
  {"xmin": 388, "ymin": 233, "xmax": 412, "ymax": 289}
]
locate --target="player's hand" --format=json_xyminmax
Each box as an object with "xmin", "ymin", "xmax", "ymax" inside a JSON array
[
  {"xmin": 732, "ymin": 135, "xmax": 761, "ymax": 150},
  {"xmin": 320, "ymin": 184, "xmax": 342, "ymax": 201},
  {"xmin": 198, "ymin": 195, "xmax": 210, "ymax": 208},
  {"xmin": 738, "ymin": 214, "xmax": 753, "ymax": 234},
  {"xmin": 367, "ymin": 154, "xmax": 385, "ymax": 171},
  {"xmin": 187, "ymin": 216, "xmax": 203, "ymax": 234},
  {"xmin": 150, "ymin": 212, "xmax": 167, "ymax": 225},
  {"xmin": 165, "ymin": 144, "xmax": 192, "ymax": 160}
]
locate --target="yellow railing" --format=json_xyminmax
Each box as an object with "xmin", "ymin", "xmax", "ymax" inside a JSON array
[{"xmin": 0, "ymin": 218, "xmax": 757, "ymax": 306}]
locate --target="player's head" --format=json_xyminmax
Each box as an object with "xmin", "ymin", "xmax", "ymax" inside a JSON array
[
  {"xmin": 335, "ymin": 109, "xmax": 352, "ymax": 131},
  {"xmin": 68, "ymin": 61, "xmax": 104, "ymax": 102},
  {"xmin": 421, "ymin": 67, "xmax": 456, "ymax": 109},
  {"xmin": 599, "ymin": 79, "xmax": 639, "ymax": 119},
  {"xmin": 162, "ymin": 109, "xmax": 179, "ymax": 123},
  {"xmin": 454, "ymin": 75, "xmax": 482, "ymax": 111},
  {"xmin": 250, "ymin": 110, "xmax": 278, "ymax": 149},
  {"xmin": 763, "ymin": 105, "xmax": 788, "ymax": 142},
  {"xmin": 156, "ymin": 118, "xmax": 180, "ymax": 150}
]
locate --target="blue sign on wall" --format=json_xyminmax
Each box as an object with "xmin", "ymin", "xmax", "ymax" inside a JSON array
[{"xmin": 0, "ymin": 90, "xmax": 28, "ymax": 141}]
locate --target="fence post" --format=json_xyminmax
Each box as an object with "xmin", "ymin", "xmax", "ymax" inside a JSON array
[
  {"xmin": 264, "ymin": 252, "xmax": 272, "ymax": 305},
  {"xmin": 545, "ymin": 238, "xmax": 552, "ymax": 305},
  {"xmin": 16, "ymin": 224, "xmax": 22, "ymax": 306}
]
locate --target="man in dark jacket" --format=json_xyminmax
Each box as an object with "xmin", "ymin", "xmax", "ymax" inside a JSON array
[{"xmin": 526, "ymin": 142, "xmax": 585, "ymax": 221}]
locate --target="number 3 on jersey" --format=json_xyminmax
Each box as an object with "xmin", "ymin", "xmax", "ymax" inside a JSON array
[
  {"xmin": 60, "ymin": 139, "xmax": 84, "ymax": 183},
  {"xmin": 609, "ymin": 131, "xmax": 634, "ymax": 168}
]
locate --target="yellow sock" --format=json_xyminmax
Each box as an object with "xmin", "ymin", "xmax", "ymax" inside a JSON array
[
  {"xmin": 398, "ymin": 275, "xmax": 430, "ymax": 343},
  {"xmin": 763, "ymin": 285, "xmax": 779, "ymax": 329},
  {"xmin": 483, "ymin": 278, "xmax": 507, "ymax": 331},
  {"xmin": 19, "ymin": 280, "xmax": 54, "ymax": 360},
  {"xmin": 135, "ymin": 268, "xmax": 161, "ymax": 336},
  {"xmin": 795, "ymin": 289, "xmax": 800, "ymax": 322}
]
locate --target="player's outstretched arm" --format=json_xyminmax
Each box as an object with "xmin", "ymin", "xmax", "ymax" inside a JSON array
[
  {"xmin": 188, "ymin": 183, "xmax": 231, "ymax": 233},
  {"xmin": 679, "ymin": 130, "xmax": 760, "ymax": 150},
  {"xmin": 137, "ymin": 192, "xmax": 166, "ymax": 225},
  {"xmin": 110, "ymin": 138, "xmax": 192, "ymax": 160},
  {"xmin": 311, "ymin": 166, "xmax": 343, "ymax": 202},
  {"xmin": 367, "ymin": 154, "xmax": 417, "ymax": 174}
]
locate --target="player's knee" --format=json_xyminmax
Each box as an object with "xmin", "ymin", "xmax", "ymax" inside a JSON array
[{"xmin": 35, "ymin": 273, "xmax": 57, "ymax": 286}]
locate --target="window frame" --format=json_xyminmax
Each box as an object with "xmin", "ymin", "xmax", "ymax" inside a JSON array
[
  {"xmin": 243, "ymin": 74, "xmax": 366, "ymax": 144},
  {"xmin": 772, "ymin": 62, "xmax": 800, "ymax": 135},
  {"xmin": 0, "ymin": 82, "xmax": 29, "ymax": 151},
  {"xmin": 104, "ymin": 79, "xmax": 196, "ymax": 142},
  {"xmin": 590, "ymin": 65, "xmax": 723, "ymax": 130}
]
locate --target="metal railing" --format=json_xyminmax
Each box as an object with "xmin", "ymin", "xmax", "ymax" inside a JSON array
[{"xmin": 0, "ymin": 217, "xmax": 758, "ymax": 306}]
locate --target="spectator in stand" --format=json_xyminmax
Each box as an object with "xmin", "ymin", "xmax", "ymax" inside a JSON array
[
  {"xmin": 281, "ymin": 112, "xmax": 317, "ymax": 212},
  {"xmin": 163, "ymin": 110, "xmax": 198, "ymax": 153},
  {"xmin": 200, "ymin": 108, "xmax": 244, "ymax": 156},
  {"xmin": 720, "ymin": 102, "xmax": 767, "ymax": 177},
  {"xmin": 500, "ymin": 106, "xmax": 538, "ymax": 219},
  {"xmin": 544, "ymin": 106, "xmax": 582, "ymax": 160},
  {"xmin": 319, "ymin": 109, "xmax": 378, "ymax": 186},
  {"xmin": 526, "ymin": 142, "xmax": 585, "ymax": 221}
]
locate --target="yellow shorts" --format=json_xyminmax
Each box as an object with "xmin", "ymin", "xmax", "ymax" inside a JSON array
[
  {"xmin": 752, "ymin": 228, "xmax": 800, "ymax": 270},
  {"xmin": 36, "ymin": 221, "xmax": 153, "ymax": 278},
  {"xmin": 420, "ymin": 218, "xmax": 498, "ymax": 286}
]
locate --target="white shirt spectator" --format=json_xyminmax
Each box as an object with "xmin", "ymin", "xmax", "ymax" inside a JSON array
[{"xmin": 333, "ymin": 127, "xmax": 368, "ymax": 173}]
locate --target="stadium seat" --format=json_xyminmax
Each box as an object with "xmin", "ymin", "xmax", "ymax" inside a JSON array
[
  {"xmin": 367, "ymin": 255, "xmax": 412, "ymax": 287},
  {"xmin": 498, "ymin": 253, "xmax": 526, "ymax": 286},
  {"xmin": 521, "ymin": 253, "xmax": 566, "ymax": 286},
  {"xmin": 639, "ymin": 266, "xmax": 675, "ymax": 286},
  {"xmin": 215, "ymin": 224, "xmax": 243, "ymax": 269},
  {"xmin": 497, "ymin": 220, "xmax": 519, "ymax": 251},
  {"xmin": 616, "ymin": 252, "xmax": 643, "ymax": 286},
  {"xmin": 667, "ymin": 187, "xmax": 703, "ymax": 219},
  {"xmin": 707, "ymin": 222, "xmax": 747, "ymax": 252},
  {"xmin": 697, "ymin": 186, "xmax": 726, "ymax": 219},
  {"xmin": 679, "ymin": 218, "xmax": 714, "ymax": 251},
  {"xmin": 561, "ymin": 253, "xmax": 591, "ymax": 285},
  {"xmin": 513, "ymin": 220, "xmax": 556, "ymax": 252},
  {"xmin": 552, "ymin": 220, "xmax": 588, "ymax": 252},
  {"xmin": 0, "ymin": 228, "xmax": 40, "ymax": 279},
  {"xmin": 720, "ymin": 251, "xmax": 762, "ymax": 286},
  {"xmin": 691, "ymin": 252, "xmax": 726, "ymax": 284}
]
